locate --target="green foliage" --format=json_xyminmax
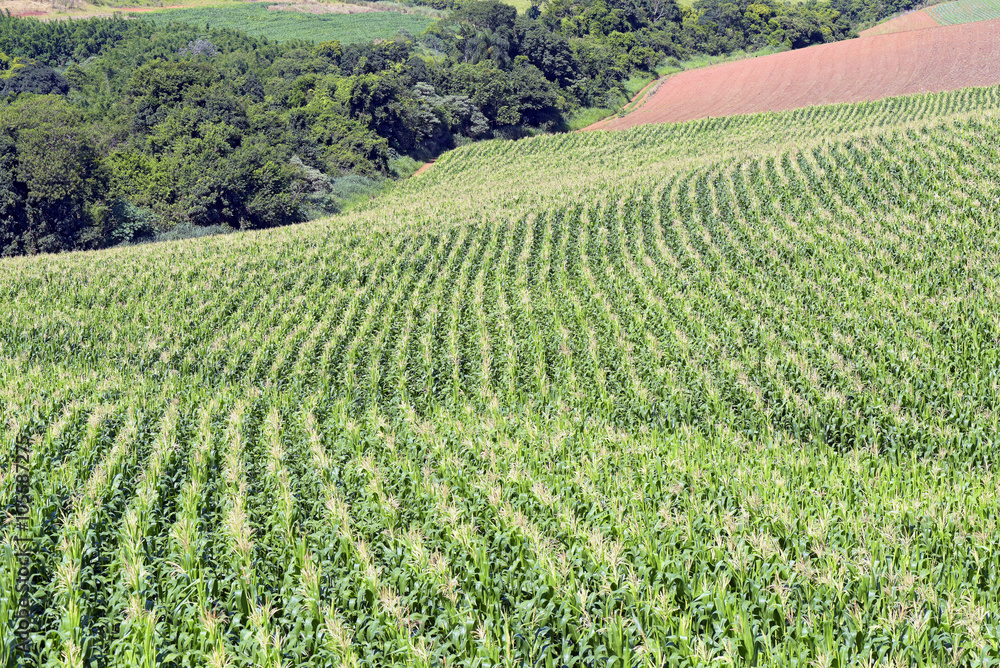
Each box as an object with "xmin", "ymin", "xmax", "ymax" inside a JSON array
[
  {"xmin": 0, "ymin": 0, "xmax": 953, "ymax": 257},
  {"xmin": 454, "ymin": 0, "xmax": 518, "ymax": 30},
  {"xmin": 0, "ymin": 13, "xmax": 140, "ymax": 65},
  {"xmin": 131, "ymin": 126, "xmax": 304, "ymax": 230},
  {"xmin": 677, "ymin": 0, "xmax": 851, "ymax": 53},
  {"xmin": 389, "ymin": 153, "xmax": 422, "ymax": 177},
  {"xmin": 0, "ymin": 63, "xmax": 69, "ymax": 97},
  {"xmin": 105, "ymin": 199, "xmax": 160, "ymax": 244},
  {"xmin": 563, "ymin": 104, "xmax": 615, "ymax": 128},
  {"xmin": 826, "ymin": 0, "xmax": 926, "ymax": 24},
  {"xmin": 328, "ymin": 172, "xmax": 387, "ymax": 205},
  {"xmin": 148, "ymin": 221, "xmax": 234, "ymax": 242},
  {"xmin": 449, "ymin": 59, "xmax": 565, "ymax": 127},
  {"xmin": 0, "ymin": 14, "xmax": 591, "ymax": 256},
  {"xmin": 518, "ymin": 20, "xmax": 578, "ymax": 85},
  {"xmin": 0, "ymin": 50, "xmax": 26, "ymax": 79},
  {"xmin": 0, "ymin": 95, "xmax": 105, "ymax": 255},
  {"xmin": 312, "ymin": 110, "xmax": 392, "ymax": 175},
  {"xmin": 0, "ymin": 50, "xmax": 68, "ymax": 98},
  {"xmin": 2, "ymin": 84, "xmax": 1000, "ymax": 667}
]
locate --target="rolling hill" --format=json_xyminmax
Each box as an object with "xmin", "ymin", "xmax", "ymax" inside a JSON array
[
  {"xmin": 590, "ymin": 18, "xmax": 1000, "ymax": 129},
  {"xmin": 858, "ymin": 8, "xmax": 940, "ymax": 37},
  {"xmin": 860, "ymin": 0, "xmax": 1000, "ymax": 36},
  {"xmin": 2, "ymin": 82, "xmax": 1000, "ymax": 665}
]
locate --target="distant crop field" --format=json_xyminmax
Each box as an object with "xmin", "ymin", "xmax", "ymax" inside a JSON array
[
  {"xmin": 143, "ymin": 3, "xmax": 437, "ymax": 43},
  {"xmin": 928, "ymin": 0, "xmax": 1000, "ymax": 24},
  {"xmin": 601, "ymin": 18, "xmax": 1000, "ymax": 128}
]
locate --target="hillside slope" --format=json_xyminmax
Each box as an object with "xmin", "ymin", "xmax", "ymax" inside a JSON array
[
  {"xmin": 598, "ymin": 18, "xmax": 1000, "ymax": 129},
  {"xmin": 860, "ymin": 0, "xmax": 1000, "ymax": 36},
  {"xmin": 858, "ymin": 8, "xmax": 940, "ymax": 36},
  {"xmin": 2, "ymin": 87, "xmax": 1000, "ymax": 665}
]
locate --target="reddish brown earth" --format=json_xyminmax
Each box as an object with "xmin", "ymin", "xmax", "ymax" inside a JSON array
[
  {"xmin": 596, "ymin": 18, "xmax": 1000, "ymax": 130},
  {"xmin": 1, "ymin": 2, "xmax": 182, "ymax": 20},
  {"xmin": 583, "ymin": 79, "xmax": 661, "ymax": 131},
  {"xmin": 412, "ymin": 160, "xmax": 435, "ymax": 177},
  {"xmin": 859, "ymin": 9, "xmax": 941, "ymax": 37}
]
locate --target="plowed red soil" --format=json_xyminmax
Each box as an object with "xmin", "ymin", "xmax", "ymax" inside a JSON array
[
  {"xmin": 1, "ymin": 2, "xmax": 182, "ymax": 20},
  {"xmin": 413, "ymin": 160, "xmax": 435, "ymax": 177},
  {"xmin": 597, "ymin": 18, "xmax": 1000, "ymax": 130},
  {"xmin": 859, "ymin": 9, "xmax": 940, "ymax": 37}
]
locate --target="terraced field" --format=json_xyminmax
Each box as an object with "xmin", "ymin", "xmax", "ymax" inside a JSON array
[{"xmin": 2, "ymin": 85, "xmax": 1000, "ymax": 666}]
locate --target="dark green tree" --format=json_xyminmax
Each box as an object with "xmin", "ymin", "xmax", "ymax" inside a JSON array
[{"xmin": 0, "ymin": 95, "xmax": 106, "ymax": 255}]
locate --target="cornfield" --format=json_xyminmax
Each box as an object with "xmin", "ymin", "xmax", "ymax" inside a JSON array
[{"xmin": 2, "ymin": 85, "xmax": 1000, "ymax": 666}]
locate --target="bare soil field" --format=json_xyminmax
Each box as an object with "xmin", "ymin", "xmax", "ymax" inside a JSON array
[
  {"xmin": 582, "ymin": 79, "xmax": 663, "ymax": 131},
  {"xmin": 597, "ymin": 18, "xmax": 1000, "ymax": 130},
  {"xmin": 1, "ymin": 0, "xmax": 182, "ymax": 19},
  {"xmin": 412, "ymin": 160, "xmax": 435, "ymax": 177},
  {"xmin": 859, "ymin": 9, "xmax": 941, "ymax": 36},
  {"xmin": 2, "ymin": 0, "xmax": 72, "ymax": 16}
]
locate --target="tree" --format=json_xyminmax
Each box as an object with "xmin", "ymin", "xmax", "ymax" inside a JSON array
[
  {"xmin": 454, "ymin": 0, "xmax": 518, "ymax": 32},
  {"xmin": 0, "ymin": 129, "xmax": 28, "ymax": 256},
  {"xmin": 776, "ymin": 13, "xmax": 827, "ymax": 48},
  {"xmin": 0, "ymin": 95, "xmax": 106, "ymax": 255},
  {"xmin": 509, "ymin": 62, "xmax": 564, "ymax": 127},
  {"xmin": 296, "ymin": 89, "xmax": 391, "ymax": 176},
  {"xmin": 518, "ymin": 23, "xmax": 578, "ymax": 86},
  {"xmin": 0, "ymin": 50, "xmax": 68, "ymax": 98},
  {"xmin": 449, "ymin": 61, "xmax": 520, "ymax": 126},
  {"xmin": 644, "ymin": 0, "xmax": 681, "ymax": 23},
  {"xmin": 0, "ymin": 50, "xmax": 26, "ymax": 78},
  {"xmin": 139, "ymin": 122, "xmax": 303, "ymax": 230}
]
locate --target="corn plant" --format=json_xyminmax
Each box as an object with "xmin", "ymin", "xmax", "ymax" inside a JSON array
[{"xmin": 2, "ymin": 84, "xmax": 1000, "ymax": 667}]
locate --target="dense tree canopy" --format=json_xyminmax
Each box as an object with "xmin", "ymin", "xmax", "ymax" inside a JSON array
[
  {"xmin": 0, "ymin": 0, "xmax": 923, "ymax": 256},
  {"xmin": 0, "ymin": 96, "xmax": 105, "ymax": 256}
]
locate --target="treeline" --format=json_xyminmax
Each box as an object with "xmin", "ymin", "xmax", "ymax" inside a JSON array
[
  {"xmin": 0, "ymin": 9, "xmax": 581, "ymax": 256},
  {"xmin": 399, "ymin": 0, "xmax": 926, "ymax": 54},
  {"xmin": 0, "ymin": 0, "xmax": 924, "ymax": 257}
]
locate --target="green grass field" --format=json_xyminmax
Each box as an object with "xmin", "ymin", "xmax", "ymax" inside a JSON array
[
  {"xmin": 498, "ymin": 0, "xmax": 532, "ymax": 13},
  {"xmin": 928, "ymin": 0, "xmax": 1000, "ymax": 23},
  {"xmin": 142, "ymin": 3, "xmax": 437, "ymax": 43},
  {"xmin": 3, "ymin": 85, "xmax": 1000, "ymax": 666}
]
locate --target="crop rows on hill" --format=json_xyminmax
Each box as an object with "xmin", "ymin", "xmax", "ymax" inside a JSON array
[
  {"xmin": 929, "ymin": 0, "xmax": 1000, "ymax": 25},
  {"xmin": 2, "ymin": 86, "xmax": 1000, "ymax": 666}
]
